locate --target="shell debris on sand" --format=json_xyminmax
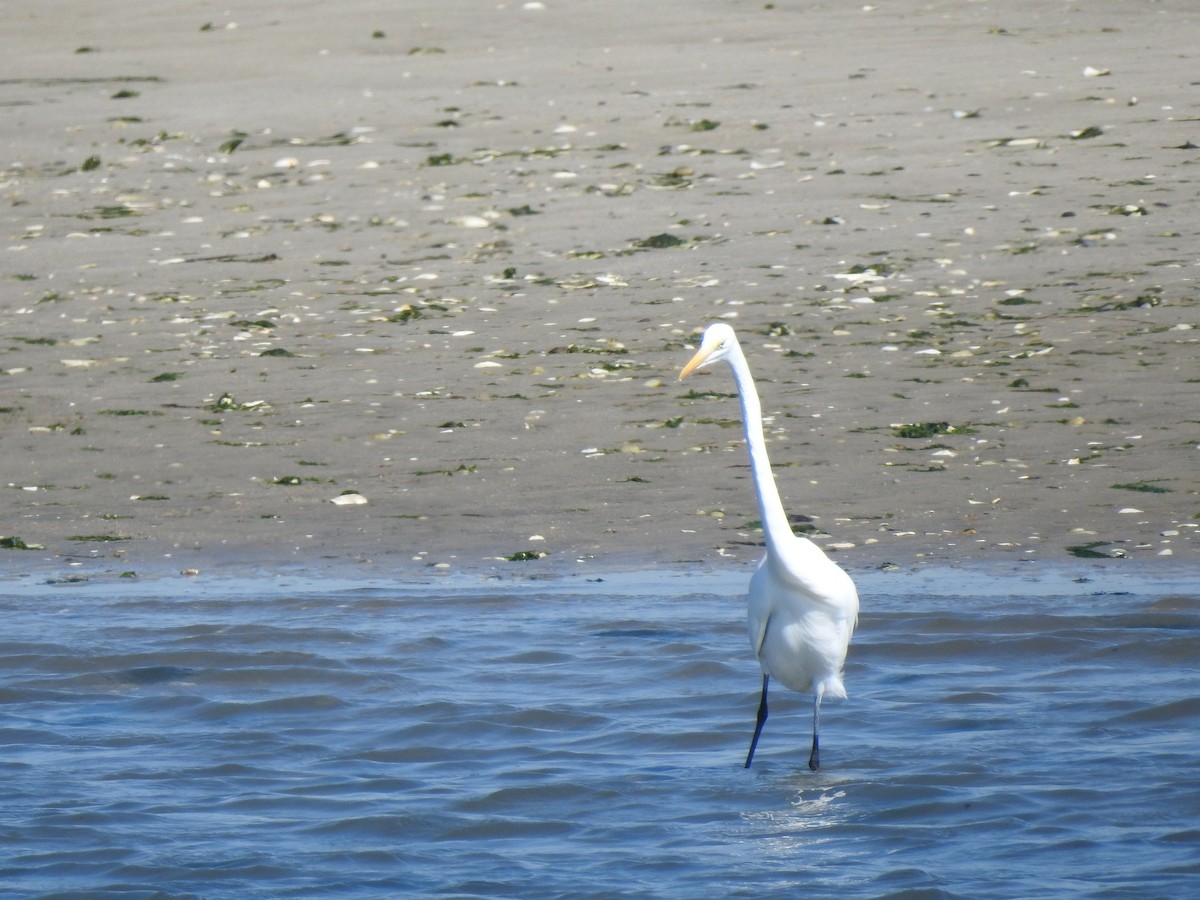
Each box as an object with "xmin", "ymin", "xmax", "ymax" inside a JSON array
[{"xmin": 0, "ymin": 0, "xmax": 1196, "ymax": 569}]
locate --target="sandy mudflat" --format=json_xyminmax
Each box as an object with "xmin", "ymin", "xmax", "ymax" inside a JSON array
[{"xmin": 1, "ymin": 0, "xmax": 1197, "ymax": 579}]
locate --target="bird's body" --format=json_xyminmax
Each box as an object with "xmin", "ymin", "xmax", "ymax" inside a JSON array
[
  {"xmin": 748, "ymin": 545, "xmax": 856, "ymax": 702},
  {"xmin": 679, "ymin": 323, "xmax": 859, "ymax": 769}
]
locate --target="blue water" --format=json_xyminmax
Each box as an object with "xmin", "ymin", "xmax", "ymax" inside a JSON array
[{"xmin": 1, "ymin": 564, "xmax": 1197, "ymax": 898}]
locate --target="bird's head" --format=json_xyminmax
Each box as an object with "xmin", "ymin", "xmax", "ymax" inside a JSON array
[{"xmin": 678, "ymin": 322, "xmax": 738, "ymax": 380}]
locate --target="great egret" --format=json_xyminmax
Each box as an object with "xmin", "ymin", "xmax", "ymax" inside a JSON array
[{"xmin": 679, "ymin": 322, "xmax": 859, "ymax": 770}]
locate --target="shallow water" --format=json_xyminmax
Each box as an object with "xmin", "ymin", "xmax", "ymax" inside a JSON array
[{"xmin": 1, "ymin": 564, "xmax": 1198, "ymax": 898}]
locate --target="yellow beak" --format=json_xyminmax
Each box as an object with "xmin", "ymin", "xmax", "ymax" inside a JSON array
[{"xmin": 678, "ymin": 344, "xmax": 713, "ymax": 380}]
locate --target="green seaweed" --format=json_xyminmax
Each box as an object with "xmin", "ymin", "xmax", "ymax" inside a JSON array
[
  {"xmin": 388, "ymin": 306, "xmax": 422, "ymax": 323},
  {"xmin": 635, "ymin": 233, "xmax": 685, "ymax": 249},
  {"xmin": 93, "ymin": 205, "xmax": 139, "ymax": 219},
  {"xmin": 1112, "ymin": 482, "xmax": 1171, "ymax": 494},
  {"xmin": 1066, "ymin": 541, "xmax": 1111, "ymax": 559},
  {"xmin": 893, "ymin": 422, "xmax": 958, "ymax": 439}
]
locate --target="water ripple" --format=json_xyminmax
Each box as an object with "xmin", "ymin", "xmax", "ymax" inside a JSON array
[{"xmin": 0, "ymin": 566, "xmax": 1197, "ymax": 897}]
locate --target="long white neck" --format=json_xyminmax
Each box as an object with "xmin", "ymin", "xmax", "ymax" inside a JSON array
[{"xmin": 726, "ymin": 341, "xmax": 795, "ymax": 555}]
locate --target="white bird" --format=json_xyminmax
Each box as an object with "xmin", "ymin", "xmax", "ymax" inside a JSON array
[{"xmin": 679, "ymin": 322, "xmax": 859, "ymax": 769}]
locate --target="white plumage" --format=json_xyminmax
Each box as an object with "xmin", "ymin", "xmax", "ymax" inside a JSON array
[{"xmin": 680, "ymin": 323, "xmax": 859, "ymax": 769}]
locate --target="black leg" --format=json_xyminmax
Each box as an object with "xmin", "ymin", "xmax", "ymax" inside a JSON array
[
  {"xmin": 807, "ymin": 693, "xmax": 821, "ymax": 771},
  {"xmin": 744, "ymin": 674, "xmax": 769, "ymax": 768}
]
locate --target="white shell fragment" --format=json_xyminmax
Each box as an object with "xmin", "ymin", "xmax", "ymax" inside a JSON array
[{"xmin": 330, "ymin": 493, "xmax": 368, "ymax": 506}]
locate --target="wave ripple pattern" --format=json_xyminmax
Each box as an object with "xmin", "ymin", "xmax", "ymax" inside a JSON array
[{"xmin": 1, "ymin": 567, "xmax": 1197, "ymax": 898}]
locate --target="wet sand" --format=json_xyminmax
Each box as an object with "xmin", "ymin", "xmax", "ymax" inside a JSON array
[{"xmin": 2, "ymin": 0, "xmax": 1197, "ymax": 578}]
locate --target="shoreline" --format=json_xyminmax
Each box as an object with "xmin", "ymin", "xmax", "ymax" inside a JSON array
[{"xmin": 3, "ymin": 1, "xmax": 1197, "ymax": 579}]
